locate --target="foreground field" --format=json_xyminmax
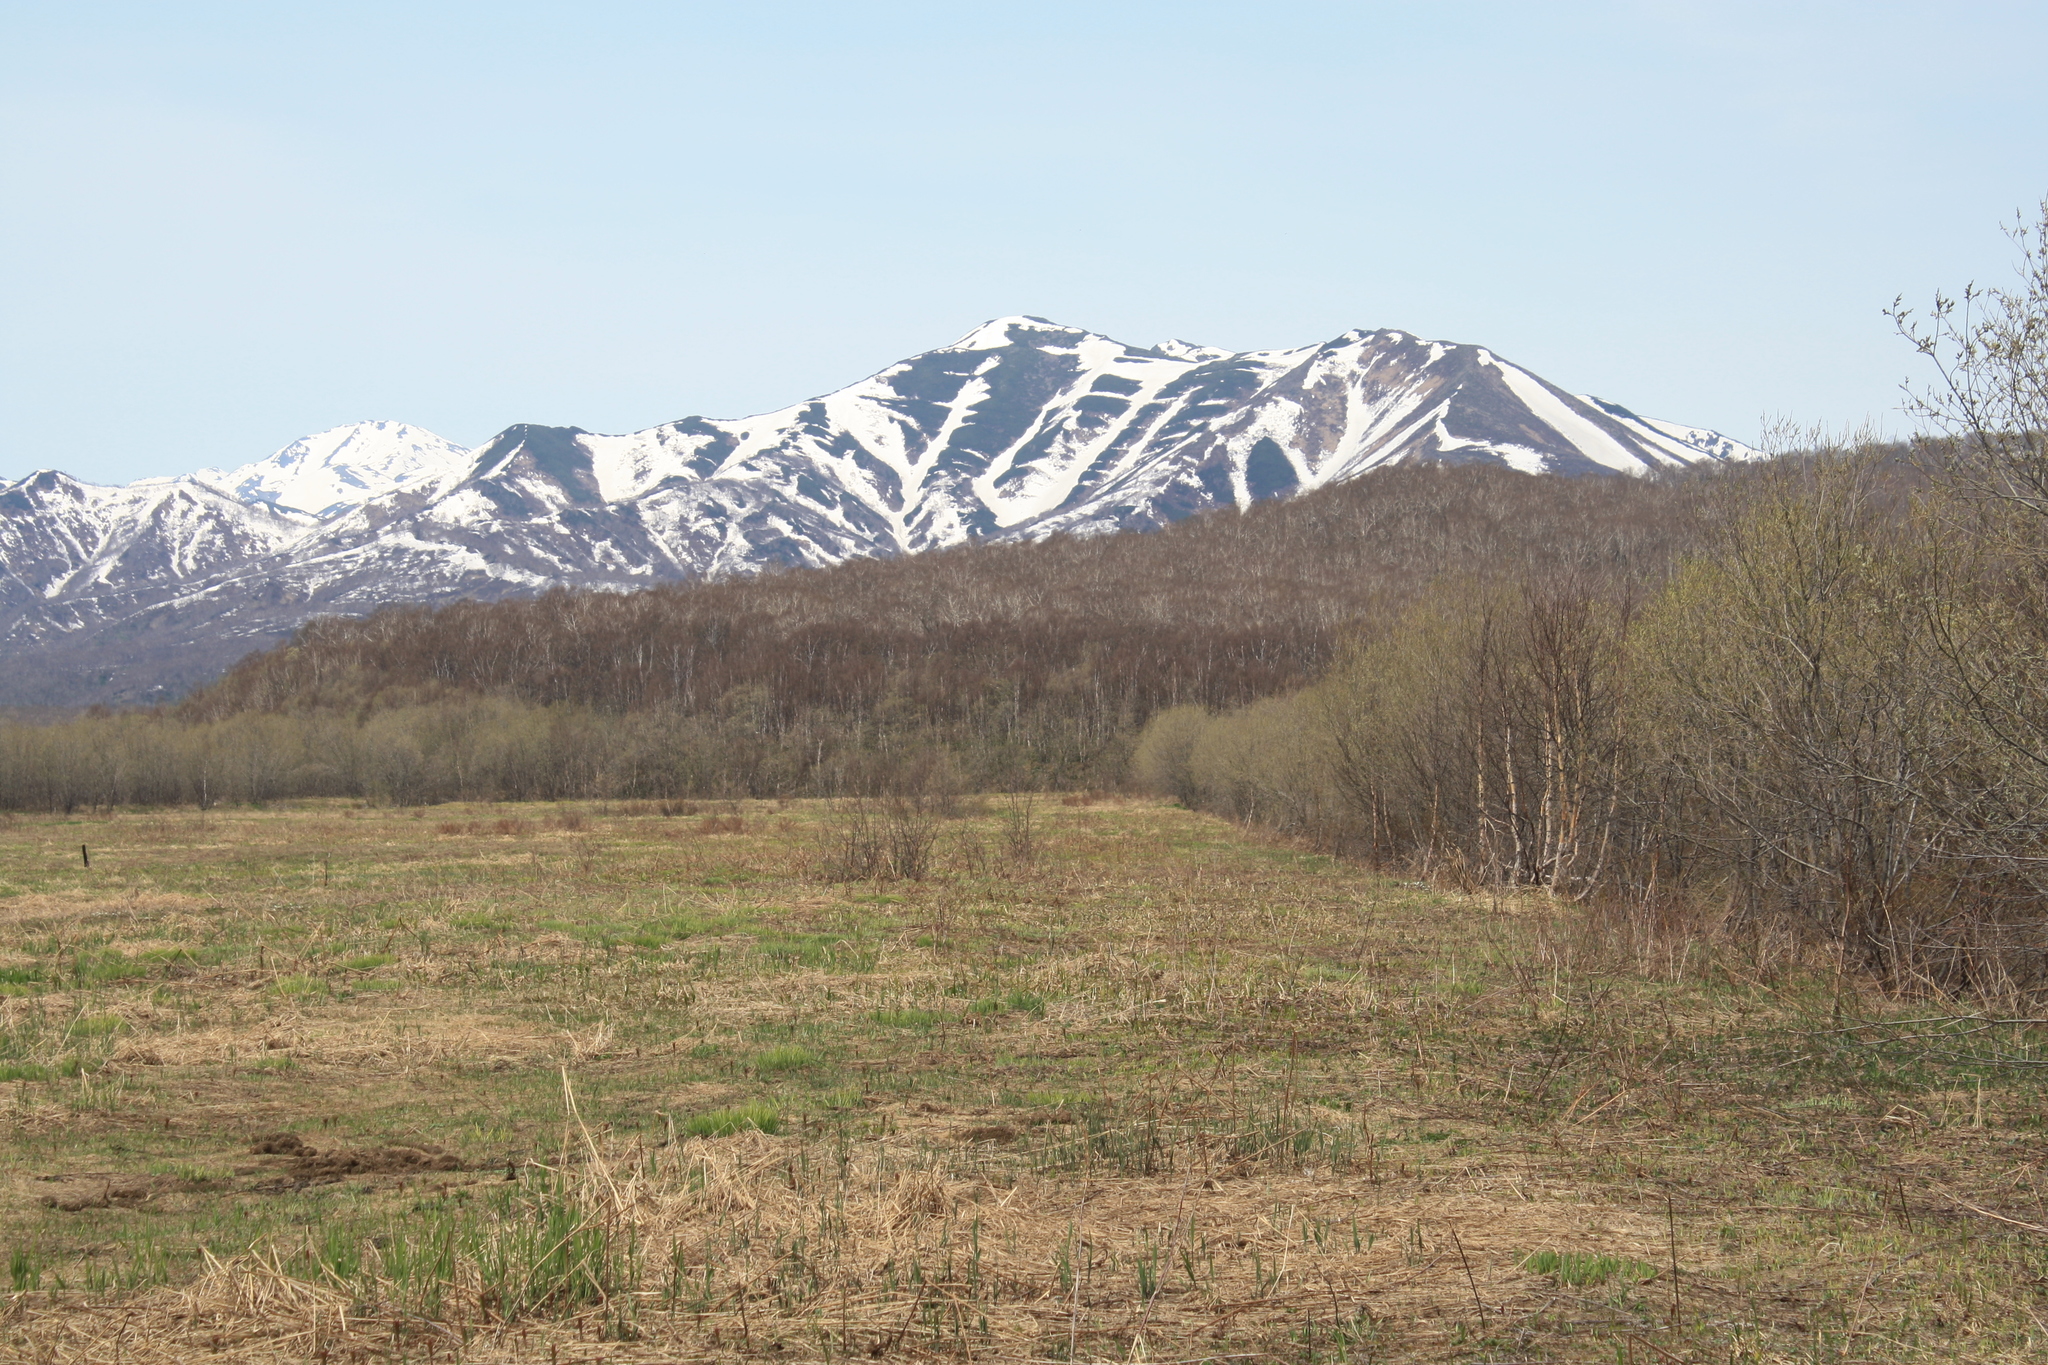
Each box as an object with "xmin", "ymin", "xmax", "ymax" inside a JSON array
[{"xmin": 0, "ymin": 798, "xmax": 2044, "ymax": 1363}]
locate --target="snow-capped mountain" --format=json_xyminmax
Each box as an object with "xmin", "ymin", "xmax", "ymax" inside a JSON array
[
  {"xmin": 0, "ymin": 470, "xmax": 311, "ymax": 643},
  {"xmin": 0, "ymin": 319, "xmax": 1761, "ymax": 704},
  {"xmin": 197, "ymin": 421, "xmax": 472, "ymax": 518}
]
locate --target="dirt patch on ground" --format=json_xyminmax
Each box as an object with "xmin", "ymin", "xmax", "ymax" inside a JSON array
[
  {"xmin": 957, "ymin": 1123, "xmax": 1016, "ymax": 1143},
  {"xmin": 284, "ymin": 1144, "xmax": 461, "ymax": 1178},
  {"xmin": 243, "ymin": 1131, "xmax": 462, "ymax": 1183},
  {"xmin": 35, "ymin": 1174, "xmax": 164, "ymax": 1212},
  {"xmin": 246, "ymin": 1132, "xmax": 310, "ymax": 1155},
  {"xmin": 124, "ymin": 1008, "xmax": 551, "ymax": 1071}
]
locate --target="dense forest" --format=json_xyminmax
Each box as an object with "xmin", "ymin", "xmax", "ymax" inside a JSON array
[{"xmin": 0, "ymin": 460, "xmax": 1709, "ymax": 805}]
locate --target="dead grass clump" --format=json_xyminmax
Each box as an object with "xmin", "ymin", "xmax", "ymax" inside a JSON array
[
  {"xmin": 433, "ymin": 817, "xmax": 534, "ymax": 836},
  {"xmin": 593, "ymin": 800, "xmax": 655, "ymax": 817},
  {"xmin": 1533, "ymin": 883, "xmax": 1826, "ymax": 990},
  {"xmin": 696, "ymin": 814, "xmax": 744, "ymax": 835},
  {"xmin": 886, "ymin": 1166, "xmax": 949, "ymax": 1226}
]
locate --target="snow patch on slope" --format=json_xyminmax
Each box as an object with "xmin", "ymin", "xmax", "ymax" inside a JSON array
[{"xmin": 1493, "ymin": 365, "xmax": 1651, "ymax": 474}]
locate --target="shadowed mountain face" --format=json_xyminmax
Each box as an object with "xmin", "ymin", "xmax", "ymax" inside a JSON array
[{"xmin": 0, "ymin": 318, "xmax": 1759, "ymax": 706}]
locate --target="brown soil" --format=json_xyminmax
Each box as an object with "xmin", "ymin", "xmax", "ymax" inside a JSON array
[
  {"xmin": 956, "ymin": 1124, "xmax": 1016, "ymax": 1142},
  {"xmin": 36, "ymin": 1175, "xmax": 159, "ymax": 1212},
  {"xmin": 245, "ymin": 1132, "xmax": 308, "ymax": 1155},
  {"xmin": 245, "ymin": 1131, "xmax": 462, "ymax": 1181},
  {"xmin": 285, "ymin": 1143, "xmax": 459, "ymax": 1178}
]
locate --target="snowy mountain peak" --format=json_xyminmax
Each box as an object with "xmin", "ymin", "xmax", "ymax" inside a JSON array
[
  {"xmin": 948, "ymin": 316, "xmax": 1085, "ymax": 351},
  {"xmin": 1154, "ymin": 339, "xmax": 1232, "ymax": 362},
  {"xmin": 1, "ymin": 469, "xmax": 89, "ymax": 502},
  {"xmin": 198, "ymin": 420, "xmax": 471, "ymax": 518}
]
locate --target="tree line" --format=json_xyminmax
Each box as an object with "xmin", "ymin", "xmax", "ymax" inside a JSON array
[{"xmin": 0, "ymin": 458, "xmax": 1707, "ymax": 810}]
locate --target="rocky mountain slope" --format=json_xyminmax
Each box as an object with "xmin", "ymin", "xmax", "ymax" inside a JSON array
[{"xmin": 0, "ymin": 318, "xmax": 1760, "ymax": 705}]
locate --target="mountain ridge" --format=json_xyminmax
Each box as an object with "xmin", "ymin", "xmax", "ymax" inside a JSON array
[{"xmin": 0, "ymin": 318, "xmax": 1761, "ymax": 706}]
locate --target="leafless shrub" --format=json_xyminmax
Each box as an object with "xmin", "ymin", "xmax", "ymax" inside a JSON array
[
  {"xmin": 949, "ymin": 830, "xmax": 991, "ymax": 875},
  {"xmin": 1000, "ymin": 790, "xmax": 1039, "ymax": 871},
  {"xmin": 816, "ymin": 798, "xmax": 937, "ymax": 881},
  {"xmin": 883, "ymin": 799, "xmax": 939, "ymax": 879},
  {"xmin": 817, "ymin": 801, "xmax": 887, "ymax": 882}
]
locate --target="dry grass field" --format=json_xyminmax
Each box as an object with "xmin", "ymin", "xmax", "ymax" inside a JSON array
[{"xmin": 0, "ymin": 796, "xmax": 2045, "ymax": 1363}]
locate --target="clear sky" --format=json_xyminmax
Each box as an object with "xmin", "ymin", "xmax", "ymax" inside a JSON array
[{"xmin": 4, "ymin": 1, "xmax": 2045, "ymax": 485}]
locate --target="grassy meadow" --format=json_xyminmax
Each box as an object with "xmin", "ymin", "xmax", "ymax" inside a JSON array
[{"xmin": 0, "ymin": 796, "xmax": 2044, "ymax": 1362}]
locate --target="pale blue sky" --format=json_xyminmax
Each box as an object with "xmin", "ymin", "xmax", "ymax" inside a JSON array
[{"xmin": 4, "ymin": 1, "xmax": 2045, "ymax": 484}]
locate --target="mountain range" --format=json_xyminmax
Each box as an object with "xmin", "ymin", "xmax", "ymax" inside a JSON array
[{"xmin": 0, "ymin": 317, "xmax": 1760, "ymax": 706}]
